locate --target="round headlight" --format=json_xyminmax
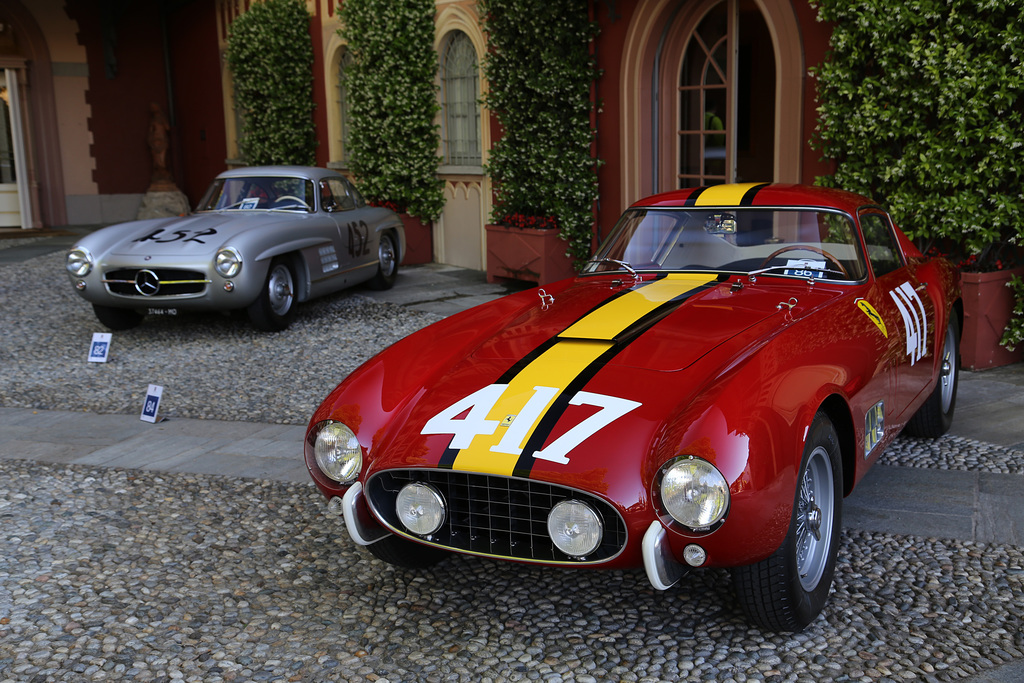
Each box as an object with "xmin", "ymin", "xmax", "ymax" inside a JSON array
[
  {"xmin": 547, "ymin": 499, "xmax": 603, "ymax": 558},
  {"xmin": 313, "ymin": 421, "xmax": 361, "ymax": 483},
  {"xmin": 396, "ymin": 483, "xmax": 446, "ymax": 535},
  {"xmin": 215, "ymin": 247, "xmax": 242, "ymax": 277},
  {"xmin": 659, "ymin": 457, "xmax": 729, "ymax": 529},
  {"xmin": 66, "ymin": 247, "xmax": 94, "ymax": 277}
]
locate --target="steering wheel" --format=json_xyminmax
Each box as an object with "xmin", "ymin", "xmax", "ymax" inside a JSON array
[
  {"xmin": 272, "ymin": 195, "xmax": 311, "ymax": 210},
  {"xmin": 759, "ymin": 244, "xmax": 849, "ymax": 279}
]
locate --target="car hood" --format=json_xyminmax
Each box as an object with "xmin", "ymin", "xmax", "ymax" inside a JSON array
[
  {"xmin": 92, "ymin": 211, "xmax": 316, "ymax": 258},
  {"xmin": 340, "ymin": 273, "xmax": 841, "ymax": 489}
]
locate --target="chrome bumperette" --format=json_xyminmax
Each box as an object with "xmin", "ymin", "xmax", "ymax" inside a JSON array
[
  {"xmin": 342, "ymin": 482, "xmax": 390, "ymax": 546},
  {"xmin": 642, "ymin": 520, "xmax": 690, "ymax": 590}
]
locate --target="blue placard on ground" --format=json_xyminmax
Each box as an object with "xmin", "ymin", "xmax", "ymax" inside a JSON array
[
  {"xmin": 88, "ymin": 333, "xmax": 112, "ymax": 363},
  {"xmin": 141, "ymin": 384, "xmax": 163, "ymax": 423}
]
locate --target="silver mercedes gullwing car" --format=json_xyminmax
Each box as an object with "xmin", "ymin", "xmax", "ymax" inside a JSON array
[{"xmin": 65, "ymin": 166, "xmax": 406, "ymax": 331}]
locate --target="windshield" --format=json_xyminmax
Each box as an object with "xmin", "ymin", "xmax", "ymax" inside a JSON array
[
  {"xmin": 583, "ymin": 207, "xmax": 867, "ymax": 282},
  {"xmin": 197, "ymin": 176, "xmax": 316, "ymax": 213}
]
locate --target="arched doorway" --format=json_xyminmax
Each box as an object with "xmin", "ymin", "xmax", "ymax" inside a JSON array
[{"xmin": 620, "ymin": 0, "xmax": 803, "ymax": 205}]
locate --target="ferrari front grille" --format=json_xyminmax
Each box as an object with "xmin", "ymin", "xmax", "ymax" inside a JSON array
[
  {"xmin": 103, "ymin": 268, "xmax": 209, "ymax": 297},
  {"xmin": 364, "ymin": 469, "xmax": 628, "ymax": 564}
]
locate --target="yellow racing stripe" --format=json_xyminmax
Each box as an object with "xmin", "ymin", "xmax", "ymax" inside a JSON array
[
  {"xmin": 451, "ymin": 339, "xmax": 612, "ymax": 475},
  {"xmin": 560, "ymin": 273, "xmax": 716, "ymax": 340},
  {"xmin": 692, "ymin": 182, "xmax": 767, "ymax": 206},
  {"xmin": 449, "ymin": 274, "xmax": 715, "ymax": 475}
]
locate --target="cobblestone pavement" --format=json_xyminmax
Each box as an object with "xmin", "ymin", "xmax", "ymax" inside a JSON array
[
  {"xmin": 2, "ymin": 243, "xmax": 1023, "ymax": 682},
  {"xmin": 2, "ymin": 459, "xmax": 1022, "ymax": 683}
]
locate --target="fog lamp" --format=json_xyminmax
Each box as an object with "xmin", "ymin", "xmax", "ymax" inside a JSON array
[
  {"xmin": 396, "ymin": 483, "xmax": 446, "ymax": 535},
  {"xmin": 547, "ymin": 500, "xmax": 603, "ymax": 558}
]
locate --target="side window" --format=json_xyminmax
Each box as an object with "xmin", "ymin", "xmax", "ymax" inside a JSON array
[
  {"xmin": 860, "ymin": 213, "xmax": 904, "ymax": 277},
  {"xmin": 328, "ymin": 178, "xmax": 356, "ymax": 211},
  {"xmin": 342, "ymin": 177, "xmax": 366, "ymax": 208},
  {"xmin": 319, "ymin": 180, "xmax": 336, "ymax": 212}
]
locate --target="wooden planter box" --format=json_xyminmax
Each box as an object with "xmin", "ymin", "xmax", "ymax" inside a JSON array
[
  {"xmin": 485, "ymin": 223, "xmax": 576, "ymax": 285},
  {"xmin": 399, "ymin": 213, "xmax": 433, "ymax": 265},
  {"xmin": 960, "ymin": 266, "xmax": 1024, "ymax": 370}
]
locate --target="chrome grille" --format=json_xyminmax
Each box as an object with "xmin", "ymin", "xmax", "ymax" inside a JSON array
[
  {"xmin": 365, "ymin": 469, "xmax": 628, "ymax": 564},
  {"xmin": 104, "ymin": 268, "xmax": 209, "ymax": 297}
]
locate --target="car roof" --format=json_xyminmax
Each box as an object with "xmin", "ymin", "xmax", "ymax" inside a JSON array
[
  {"xmin": 215, "ymin": 166, "xmax": 343, "ymax": 183},
  {"xmin": 633, "ymin": 183, "xmax": 879, "ymax": 214}
]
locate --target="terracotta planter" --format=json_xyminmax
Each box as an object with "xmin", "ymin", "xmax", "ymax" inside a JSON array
[
  {"xmin": 399, "ymin": 213, "xmax": 433, "ymax": 265},
  {"xmin": 485, "ymin": 223, "xmax": 576, "ymax": 286},
  {"xmin": 960, "ymin": 266, "xmax": 1024, "ymax": 370}
]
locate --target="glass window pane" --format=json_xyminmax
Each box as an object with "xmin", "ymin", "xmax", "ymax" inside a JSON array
[{"xmin": 442, "ymin": 32, "xmax": 481, "ymax": 166}]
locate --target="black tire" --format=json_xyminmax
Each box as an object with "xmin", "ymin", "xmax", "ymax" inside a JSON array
[
  {"xmin": 365, "ymin": 535, "xmax": 448, "ymax": 569},
  {"xmin": 247, "ymin": 258, "xmax": 297, "ymax": 331},
  {"xmin": 731, "ymin": 411, "xmax": 843, "ymax": 632},
  {"xmin": 366, "ymin": 231, "xmax": 398, "ymax": 291},
  {"xmin": 904, "ymin": 310, "xmax": 960, "ymax": 437},
  {"xmin": 93, "ymin": 304, "xmax": 144, "ymax": 331}
]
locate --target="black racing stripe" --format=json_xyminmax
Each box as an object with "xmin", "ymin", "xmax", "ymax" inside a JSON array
[
  {"xmin": 739, "ymin": 182, "xmax": 771, "ymax": 206},
  {"xmin": 611, "ymin": 282, "xmax": 715, "ymax": 344},
  {"xmin": 683, "ymin": 186, "xmax": 708, "ymax": 207},
  {"xmin": 512, "ymin": 342, "xmax": 622, "ymax": 478},
  {"xmin": 438, "ymin": 337, "xmax": 561, "ymax": 470},
  {"xmin": 510, "ymin": 282, "xmax": 713, "ymax": 477}
]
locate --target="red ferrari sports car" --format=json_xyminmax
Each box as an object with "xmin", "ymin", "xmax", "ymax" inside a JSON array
[{"xmin": 305, "ymin": 183, "xmax": 961, "ymax": 631}]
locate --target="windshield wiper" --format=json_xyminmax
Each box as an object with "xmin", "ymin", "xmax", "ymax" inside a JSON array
[{"xmin": 588, "ymin": 257, "xmax": 640, "ymax": 280}]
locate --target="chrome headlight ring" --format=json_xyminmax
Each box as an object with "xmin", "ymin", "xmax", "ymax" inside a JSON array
[
  {"xmin": 66, "ymin": 247, "xmax": 94, "ymax": 277},
  {"xmin": 215, "ymin": 247, "xmax": 243, "ymax": 278},
  {"xmin": 657, "ymin": 456, "xmax": 730, "ymax": 532}
]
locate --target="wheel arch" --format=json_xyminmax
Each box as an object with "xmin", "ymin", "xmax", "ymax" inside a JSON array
[{"xmin": 818, "ymin": 394, "xmax": 857, "ymax": 497}]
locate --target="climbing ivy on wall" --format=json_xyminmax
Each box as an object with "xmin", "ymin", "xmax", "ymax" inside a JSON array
[
  {"xmin": 481, "ymin": 0, "xmax": 601, "ymax": 264},
  {"xmin": 339, "ymin": 0, "xmax": 445, "ymax": 221},
  {"xmin": 225, "ymin": 0, "xmax": 317, "ymax": 166},
  {"xmin": 811, "ymin": 0, "xmax": 1024, "ymax": 271}
]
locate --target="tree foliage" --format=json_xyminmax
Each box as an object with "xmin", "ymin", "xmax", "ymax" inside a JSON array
[
  {"xmin": 225, "ymin": 0, "xmax": 316, "ymax": 166},
  {"xmin": 339, "ymin": 0, "xmax": 445, "ymax": 221},
  {"xmin": 811, "ymin": 0, "xmax": 1024, "ymax": 271},
  {"xmin": 481, "ymin": 0, "xmax": 601, "ymax": 264}
]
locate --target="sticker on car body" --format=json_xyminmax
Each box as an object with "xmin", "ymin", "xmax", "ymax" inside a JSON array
[{"xmin": 890, "ymin": 281, "xmax": 928, "ymax": 365}]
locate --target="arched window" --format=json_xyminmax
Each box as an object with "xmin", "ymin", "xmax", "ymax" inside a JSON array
[
  {"xmin": 677, "ymin": 0, "xmax": 775, "ymax": 188},
  {"xmin": 440, "ymin": 31, "xmax": 481, "ymax": 166},
  {"xmin": 337, "ymin": 49, "xmax": 355, "ymax": 164}
]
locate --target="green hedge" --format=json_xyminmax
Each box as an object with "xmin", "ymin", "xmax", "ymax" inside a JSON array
[
  {"xmin": 481, "ymin": 0, "xmax": 601, "ymax": 264},
  {"xmin": 339, "ymin": 0, "xmax": 444, "ymax": 221},
  {"xmin": 811, "ymin": 0, "xmax": 1024, "ymax": 271},
  {"xmin": 225, "ymin": 0, "xmax": 316, "ymax": 166}
]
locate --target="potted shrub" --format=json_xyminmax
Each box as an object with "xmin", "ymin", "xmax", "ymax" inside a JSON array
[
  {"xmin": 811, "ymin": 0, "xmax": 1024, "ymax": 369},
  {"xmin": 339, "ymin": 0, "xmax": 444, "ymax": 264},
  {"xmin": 480, "ymin": 0, "xmax": 600, "ymax": 285}
]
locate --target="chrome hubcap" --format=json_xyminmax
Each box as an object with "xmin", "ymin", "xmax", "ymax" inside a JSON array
[
  {"xmin": 268, "ymin": 265, "xmax": 293, "ymax": 316},
  {"xmin": 940, "ymin": 323, "xmax": 957, "ymax": 413},
  {"xmin": 795, "ymin": 446, "xmax": 834, "ymax": 592},
  {"xmin": 379, "ymin": 236, "xmax": 396, "ymax": 277}
]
